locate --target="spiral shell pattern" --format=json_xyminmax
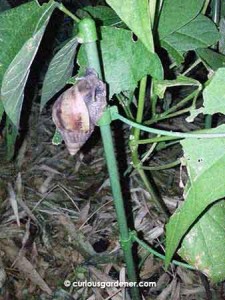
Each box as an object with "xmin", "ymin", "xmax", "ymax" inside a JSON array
[{"xmin": 52, "ymin": 68, "xmax": 106, "ymax": 155}]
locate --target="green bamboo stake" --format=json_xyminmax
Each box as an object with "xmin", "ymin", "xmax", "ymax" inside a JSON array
[
  {"xmin": 98, "ymin": 111, "xmax": 141, "ymax": 300},
  {"xmin": 78, "ymin": 18, "xmax": 141, "ymax": 300},
  {"xmin": 78, "ymin": 18, "xmax": 102, "ymax": 78}
]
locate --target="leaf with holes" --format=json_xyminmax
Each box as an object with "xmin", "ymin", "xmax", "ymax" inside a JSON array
[
  {"xmin": 165, "ymin": 125, "xmax": 225, "ymax": 268},
  {"xmin": 41, "ymin": 37, "xmax": 78, "ymax": 110},
  {"xmin": 0, "ymin": 1, "xmax": 57, "ymax": 127},
  {"xmin": 106, "ymin": 0, "xmax": 154, "ymax": 52},
  {"xmin": 178, "ymin": 200, "xmax": 225, "ymax": 283},
  {"xmin": 78, "ymin": 26, "xmax": 163, "ymax": 97}
]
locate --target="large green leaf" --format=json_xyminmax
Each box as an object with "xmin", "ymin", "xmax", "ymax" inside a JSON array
[
  {"xmin": 158, "ymin": 0, "xmax": 204, "ymax": 39},
  {"xmin": 105, "ymin": 0, "xmax": 154, "ymax": 53},
  {"xmin": 196, "ymin": 48, "xmax": 225, "ymax": 71},
  {"xmin": 0, "ymin": 1, "xmax": 57, "ymax": 127},
  {"xmin": 202, "ymin": 68, "xmax": 225, "ymax": 114},
  {"xmin": 188, "ymin": 68, "xmax": 225, "ymax": 121},
  {"xmin": 161, "ymin": 15, "xmax": 220, "ymax": 53},
  {"xmin": 165, "ymin": 125, "xmax": 225, "ymax": 267},
  {"xmin": 179, "ymin": 200, "xmax": 225, "ymax": 283},
  {"xmin": 78, "ymin": 26, "xmax": 163, "ymax": 97},
  {"xmin": 0, "ymin": 1, "xmax": 55, "ymax": 87},
  {"xmin": 40, "ymin": 37, "xmax": 78, "ymax": 110}
]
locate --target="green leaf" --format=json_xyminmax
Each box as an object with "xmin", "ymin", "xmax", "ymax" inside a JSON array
[
  {"xmin": 78, "ymin": 26, "xmax": 163, "ymax": 97},
  {"xmin": 52, "ymin": 129, "xmax": 63, "ymax": 145},
  {"xmin": 165, "ymin": 125, "xmax": 225, "ymax": 267},
  {"xmin": 1, "ymin": 27, "xmax": 47, "ymax": 127},
  {"xmin": 202, "ymin": 68, "xmax": 225, "ymax": 114},
  {"xmin": 105, "ymin": 0, "xmax": 154, "ymax": 53},
  {"xmin": 162, "ymin": 15, "xmax": 220, "ymax": 53},
  {"xmin": 196, "ymin": 48, "xmax": 225, "ymax": 71},
  {"xmin": 154, "ymin": 75, "xmax": 201, "ymax": 99},
  {"xmin": 179, "ymin": 200, "xmax": 225, "ymax": 283},
  {"xmin": 77, "ymin": 5, "xmax": 122, "ymax": 27},
  {"xmin": 0, "ymin": 1, "xmax": 57, "ymax": 127},
  {"xmin": 188, "ymin": 68, "xmax": 225, "ymax": 121},
  {"xmin": 0, "ymin": 1, "xmax": 55, "ymax": 87},
  {"xmin": 160, "ymin": 40, "xmax": 184, "ymax": 65},
  {"xmin": 158, "ymin": 0, "xmax": 204, "ymax": 39},
  {"xmin": 40, "ymin": 37, "xmax": 78, "ymax": 109}
]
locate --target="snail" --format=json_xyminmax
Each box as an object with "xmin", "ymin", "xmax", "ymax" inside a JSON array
[{"xmin": 52, "ymin": 68, "xmax": 106, "ymax": 155}]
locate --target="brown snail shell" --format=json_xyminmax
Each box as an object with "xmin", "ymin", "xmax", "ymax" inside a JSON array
[{"xmin": 52, "ymin": 68, "xmax": 106, "ymax": 155}]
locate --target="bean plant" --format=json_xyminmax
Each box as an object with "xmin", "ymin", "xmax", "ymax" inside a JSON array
[{"xmin": 0, "ymin": 0, "xmax": 225, "ymax": 288}]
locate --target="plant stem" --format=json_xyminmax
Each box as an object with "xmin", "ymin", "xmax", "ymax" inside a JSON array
[
  {"xmin": 156, "ymin": 140, "xmax": 180, "ymax": 151},
  {"xmin": 113, "ymin": 112, "xmax": 225, "ymax": 138},
  {"xmin": 212, "ymin": 0, "xmax": 221, "ymax": 25},
  {"xmin": 136, "ymin": 167, "xmax": 170, "ymax": 218},
  {"xmin": 142, "ymin": 159, "xmax": 180, "ymax": 171},
  {"xmin": 159, "ymin": 90, "xmax": 198, "ymax": 117},
  {"xmin": 149, "ymin": 0, "xmax": 157, "ymax": 28},
  {"xmin": 56, "ymin": 3, "xmax": 80, "ymax": 23},
  {"xmin": 182, "ymin": 59, "xmax": 201, "ymax": 76},
  {"xmin": 147, "ymin": 107, "xmax": 192, "ymax": 125},
  {"xmin": 132, "ymin": 234, "xmax": 195, "ymax": 270},
  {"xmin": 116, "ymin": 94, "xmax": 134, "ymax": 119},
  {"xmin": 133, "ymin": 77, "xmax": 147, "ymax": 141},
  {"xmin": 145, "ymin": 89, "xmax": 199, "ymax": 125},
  {"xmin": 138, "ymin": 135, "xmax": 180, "ymax": 144},
  {"xmin": 202, "ymin": 0, "xmax": 211, "ymax": 14},
  {"xmin": 141, "ymin": 139, "xmax": 158, "ymax": 163},
  {"xmin": 130, "ymin": 78, "xmax": 170, "ymax": 218},
  {"xmin": 151, "ymin": 83, "xmax": 158, "ymax": 118}
]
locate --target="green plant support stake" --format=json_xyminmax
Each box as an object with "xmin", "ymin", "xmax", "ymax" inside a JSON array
[
  {"xmin": 98, "ymin": 109, "xmax": 141, "ymax": 300},
  {"xmin": 78, "ymin": 19, "xmax": 141, "ymax": 300},
  {"xmin": 78, "ymin": 18, "xmax": 102, "ymax": 78}
]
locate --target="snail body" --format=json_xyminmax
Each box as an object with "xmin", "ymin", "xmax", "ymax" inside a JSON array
[{"xmin": 52, "ymin": 68, "xmax": 106, "ymax": 155}]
